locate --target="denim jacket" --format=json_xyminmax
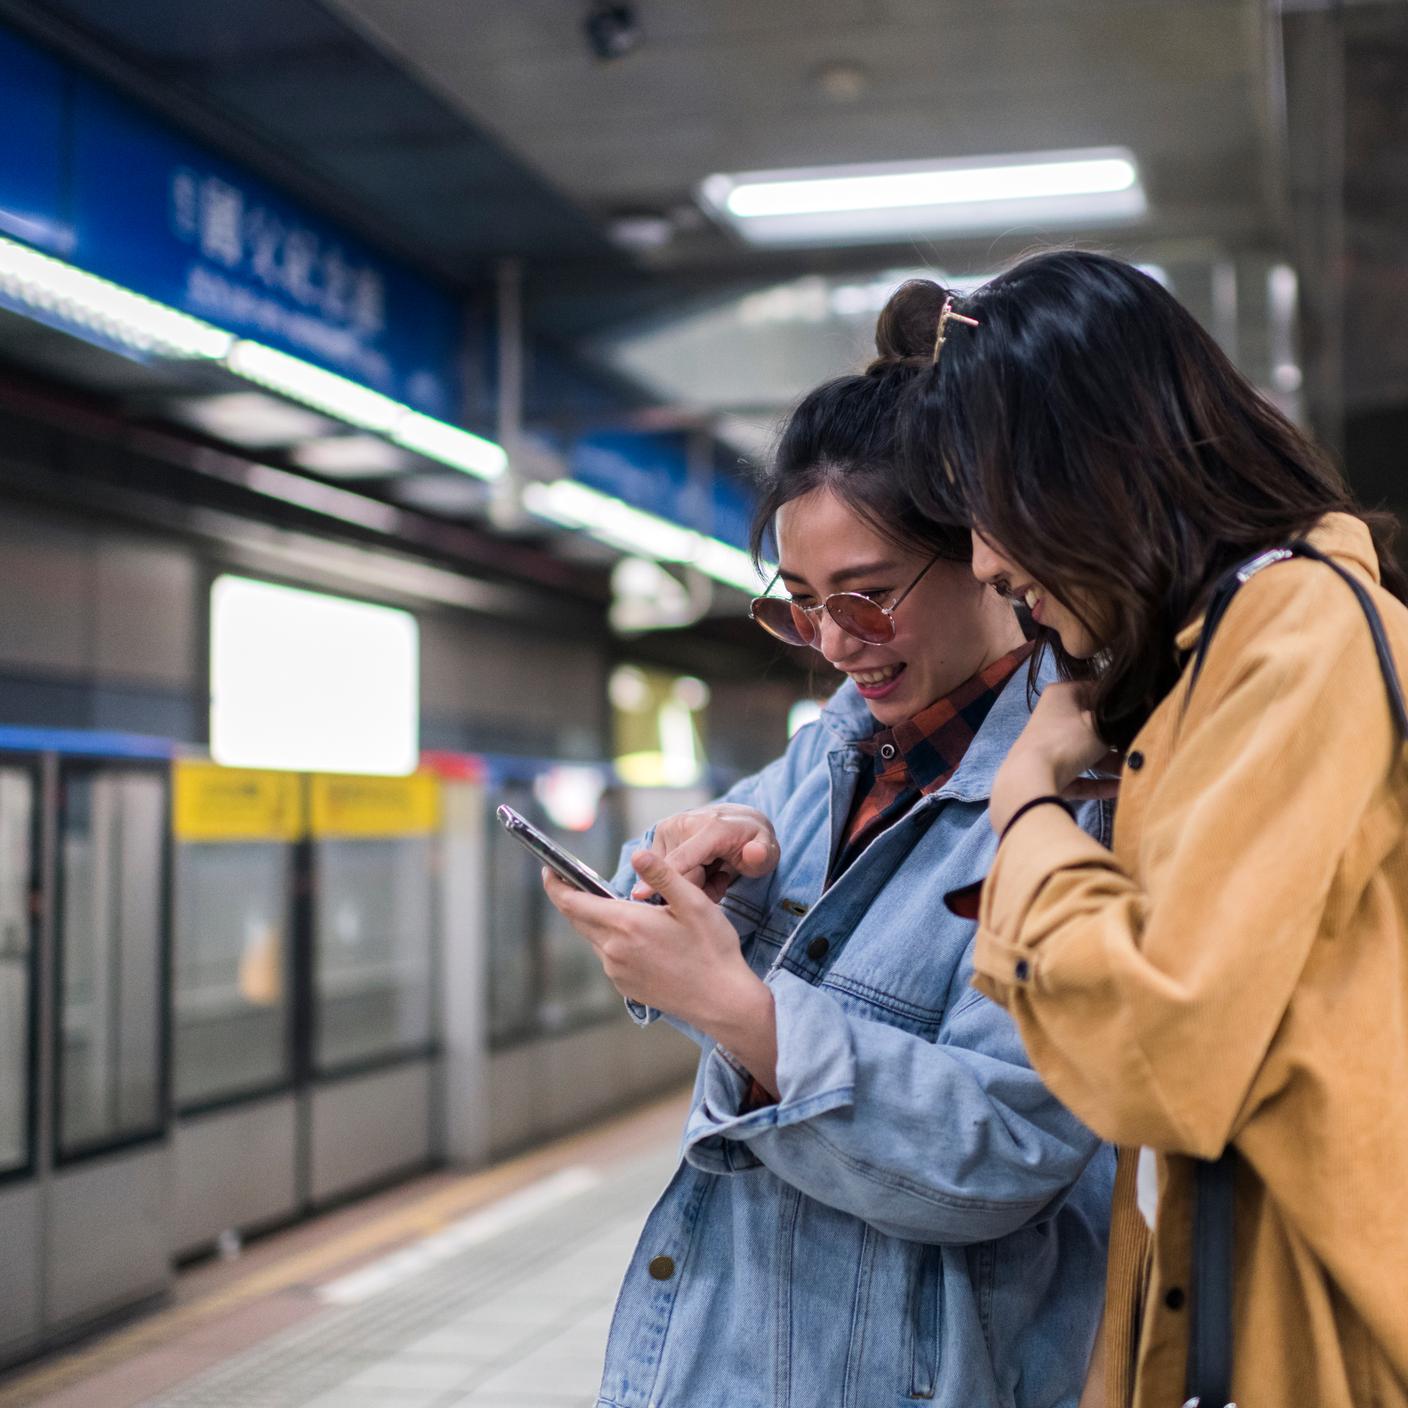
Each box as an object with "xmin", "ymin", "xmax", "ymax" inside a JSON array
[{"xmin": 598, "ymin": 664, "xmax": 1114, "ymax": 1408}]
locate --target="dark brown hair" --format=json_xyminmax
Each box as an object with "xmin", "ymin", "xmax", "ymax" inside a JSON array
[
  {"xmin": 895, "ymin": 251, "xmax": 1406, "ymax": 747},
  {"xmin": 749, "ymin": 279, "xmax": 969, "ymax": 565}
]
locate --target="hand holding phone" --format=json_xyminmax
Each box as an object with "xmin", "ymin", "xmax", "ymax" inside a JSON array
[{"xmin": 496, "ymin": 804, "xmax": 617, "ymax": 898}]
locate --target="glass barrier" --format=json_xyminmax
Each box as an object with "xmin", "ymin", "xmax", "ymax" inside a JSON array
[
  {"xmin": 172, "ymin": 842, "xmax": 293, "ymax": 1108},
  {"xmin": 57, "ymin": 766, "xmax": 167, "ymax": 1157},
  {"xmin": 486, "ymin": 779, "xmax": 623, "ymax": 1047},
  {"xmin": 0, "ymin": 765, "xmax": 35, "ymax": 1174},
  {"xmin": 313, "ymin": 835, "xmax": 434, "ymax": 1071}
]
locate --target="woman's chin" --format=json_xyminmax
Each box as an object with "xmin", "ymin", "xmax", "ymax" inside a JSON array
[{"xmin": 1056, "ymin": 630, "xmax": 1100, "ymax": 660}]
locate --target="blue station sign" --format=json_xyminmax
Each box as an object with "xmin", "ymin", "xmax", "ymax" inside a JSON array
[{"xmin": 0, "ymin": 23, "xmax": 460, "ymax": 418}]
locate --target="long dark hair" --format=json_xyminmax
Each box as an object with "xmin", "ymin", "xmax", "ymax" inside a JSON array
[
  {"xmin": 749, "ymin": 279, "xmax": 970, "ymax": 566},
  {"xmin": 896, "ymin": 250, "xmax": 1406, "ymax": 748}
]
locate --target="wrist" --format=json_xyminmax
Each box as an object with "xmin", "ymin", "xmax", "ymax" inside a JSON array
[
  {"xmin": 991, "ymin": 752, "xmax": 1061, "ymax": 835},
  {"xmin": 697, "ymin": 968, "xmax": 776, "ymax": 1073}
]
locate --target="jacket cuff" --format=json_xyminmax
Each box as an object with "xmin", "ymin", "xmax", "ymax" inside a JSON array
[
  {"xmin": 681, "ymin": 971, "xmax": 855, "ymax": 1174},
  {"xmin": 973, "ymin": 803, "xmax": 1113, "ymax": 998}
]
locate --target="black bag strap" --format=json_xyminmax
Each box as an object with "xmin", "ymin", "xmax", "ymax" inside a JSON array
[
  {"xmin": 1182, "ymin": 539, "xmax": 1407, "ymax": 1408},
  {"xmin": 1189, "ymin": 543, "xmax": 1408, "ymax": 735},
  {"xmin": 1187, "ymin": 1152, "xmax": 1237, "ymax": 1408}
]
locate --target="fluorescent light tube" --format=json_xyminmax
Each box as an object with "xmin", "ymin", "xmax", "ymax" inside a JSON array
[
  {"xmin": 391, "ymin": 410, "xmax": 507, "ymax": 481},
  {"xmin": 227, "ymin": 342, "xmax": 506, "ymax": 481},
  {"xmin": 699, "ymin": 147, "xmax": 1147, "ymax": 247},
  {"xmin": 522, "ymin": 479, "xmax": 771, "ymax": 595},
  {"xmin": 0, "ymin": 233, "xmax": 233, "ymax": 359},
  {"xmin": 0, "ymin": 235, "xmax": 511, "ymax": 487},
  {"xmin": 524, "ymin": 479, "xmax": 701, "ymax": 563},
  {"xmin": 226, "ymin": 340, "xmax": 402, "ymax": 433}
]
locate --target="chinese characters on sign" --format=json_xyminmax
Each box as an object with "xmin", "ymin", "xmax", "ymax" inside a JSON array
[{"xmin": 170, "ymin": 167, "xmax": 395, "ymax": 387}]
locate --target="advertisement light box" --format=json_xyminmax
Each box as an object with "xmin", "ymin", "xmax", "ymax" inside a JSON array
[{"xmin": 211, "ymin": 575, "xmax": 418, "ymax": 775}]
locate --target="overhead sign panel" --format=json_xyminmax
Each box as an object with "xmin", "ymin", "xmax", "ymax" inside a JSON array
[
  {"xmin": 0, "ymin": 28, "xmax": 68, "ymax": 252},
  {"xmin": 0, "ymin": 22, "xmax": 461, "ymax": 420}
]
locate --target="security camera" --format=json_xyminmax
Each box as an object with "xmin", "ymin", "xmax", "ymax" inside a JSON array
[{"xmin": 584, "ymin": 3, "xmax": 643, "ymax": 61}]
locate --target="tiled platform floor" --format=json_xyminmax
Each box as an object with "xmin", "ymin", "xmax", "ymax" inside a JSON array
[{"xmin": 0, "ymin": 1095, "xmax": 687, "ymax": 1408}]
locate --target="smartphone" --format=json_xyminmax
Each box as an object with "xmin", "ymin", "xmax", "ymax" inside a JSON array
[{"xmin": 496, "ymin": 804, "xmax": 617, "ymax": 899}]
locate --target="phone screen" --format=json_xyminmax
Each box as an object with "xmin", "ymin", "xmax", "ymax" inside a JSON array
[{"xmin": 496, "ymin": 804, "xmax": 617, "ymax": 898}]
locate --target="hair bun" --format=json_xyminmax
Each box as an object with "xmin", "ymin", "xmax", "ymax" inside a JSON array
[{"xmin": 873, "ymin": 278, "xmax": 950, "ymax": 364}]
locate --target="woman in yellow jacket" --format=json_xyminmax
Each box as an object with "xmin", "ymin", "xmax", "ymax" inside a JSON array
[{"xmin": 894, "ymin": 251, "xmax": 1408, "ymax": 1407}]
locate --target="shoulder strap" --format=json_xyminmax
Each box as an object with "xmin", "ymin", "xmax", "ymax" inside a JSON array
[
  {"xmin": 1188, "ymin": 541, "xmax": 1407, "ymax": 737},
  {"xmin": 1289, "ymin": 541, "xmax": 1408, "ymax": 736},
  {"xmin": 1184, "ymin": 539, "xmax": 1406, "ymax": 1408}
]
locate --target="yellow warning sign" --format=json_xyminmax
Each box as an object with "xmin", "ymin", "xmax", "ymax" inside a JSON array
[
  {"xmin": 173, "ymin": 761, "xmax": 306, "ymax": 843},
  {"xmin": 309, "ymin": 772, "xmax": 439, "ymax": 838}
]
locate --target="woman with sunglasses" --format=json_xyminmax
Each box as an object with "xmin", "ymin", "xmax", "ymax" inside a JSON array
[
  {"xmin": 544, "ymin": 293, "xmax": 1114, "ymax": 1408},
  {"xmin": 899, "ymin": 250, "xmax": 1408, "ymax": 1407}
]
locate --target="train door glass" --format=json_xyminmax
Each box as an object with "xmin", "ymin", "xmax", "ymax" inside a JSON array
[
  {"xmin": 0, "ymin": 766, "xmax": 35, "ymax": 1173},
  {"xmin": 172, "ymin": 842, "xmax": 292, "ymax": 1108},
  {"xmin": 485, "ymin": 779, "xmax": 542, "ymax": 1045},
  {"xmin": 56, "ymin": 766, "xmax": 167, "ymax": 1157},
  {"xmin": 485, "ymin": 777, "xmax": 620, "ymax": 1046},
  {"xmin": 537, "ymin": 787, "xmax": 623, "ymax": 1031},
  {"xmin": 313, "ymin": 835, "xmax": 434, "ymax": 1071}
]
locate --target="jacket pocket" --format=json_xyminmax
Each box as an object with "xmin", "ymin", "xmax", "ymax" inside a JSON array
[{"xmin": 909, "ymin": 1243, "xmax": 942, "ymax": 1399}]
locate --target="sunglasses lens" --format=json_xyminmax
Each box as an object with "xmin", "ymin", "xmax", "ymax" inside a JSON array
[
  {"xmin": 827, "ymin": 594, "xmax": 894, "ymax": 644},
  {"xmin": 750, "ymin": 597, "xmax": 815, "ymax": 647}
]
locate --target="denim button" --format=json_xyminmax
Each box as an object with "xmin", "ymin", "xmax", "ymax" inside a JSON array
[
  {"xmin": 879, "ymin": 743, "xmax": 897, "ymax": 760},
  {"xmin": 807, "ymin": 936, "xmax": 830, "ymax": 962},
  {"xmin": 648, "ymin": 1255, "xmax": 675, "ymax": 1280},
  {"xmin": 1127, "ymin": 750, "xmax": 1145, "ymax": 771},
  {"xmin": 1164, "ymin": 1286, "xmax": 1185, "ymax": 1311},
  {"xmin": 1014, "ymin": 958, "xmax": 1030, "ymax": 982}
]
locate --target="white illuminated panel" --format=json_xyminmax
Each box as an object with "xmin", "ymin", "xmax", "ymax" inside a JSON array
[
  {"xmin": 211, "ymin": 575, "xmax": 418, "ymax": 775},
  {"xmin": 698, "ymin": 147, "xmax": 1147, "ymax": 247}
]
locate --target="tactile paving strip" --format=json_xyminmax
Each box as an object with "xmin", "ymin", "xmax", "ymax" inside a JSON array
[{"xmin": 141, "ymin": 1146, "xmax": 677, "ymax": 1408}]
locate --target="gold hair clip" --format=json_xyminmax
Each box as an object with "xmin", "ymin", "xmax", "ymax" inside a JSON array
[{"xmin": 931, "ymin": 297, "xmax": 980, "ymax": 365}]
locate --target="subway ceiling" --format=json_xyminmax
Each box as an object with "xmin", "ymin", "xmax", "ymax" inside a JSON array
[
  {"xmin": 0, "ymin": 0, "xmax": 1405, "ymax": 503},
  {"xmin": 0, "ymin": 2, "xmax": 1279, "ymax": 361}
]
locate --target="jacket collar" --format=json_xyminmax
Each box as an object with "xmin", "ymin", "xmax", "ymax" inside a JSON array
[
  {"xmin": 819, "ymin": 650, "xmax": 1054, "ymax": 804},
  {"xmin": 1175, "ymin": 513, "xmax": 1380, "ymax": 652}
]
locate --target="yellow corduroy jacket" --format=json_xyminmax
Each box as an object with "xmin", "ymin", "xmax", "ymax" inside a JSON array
[{"xmin": 971, "ymin": 514, "xmax": 1408, "ymax": 1408}]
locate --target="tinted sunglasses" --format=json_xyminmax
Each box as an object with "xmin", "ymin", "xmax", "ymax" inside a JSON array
[{"xmin": 749, "ymin": 555, "xmax": 939, "ymax": 649}]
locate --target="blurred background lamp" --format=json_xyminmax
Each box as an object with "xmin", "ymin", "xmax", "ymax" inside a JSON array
[
  {"xmin": 698, "ymin": 147, "xmax": 1147, "ymax": 247},
  {"xmin": 788, "ymin": 699, "xmax": 825, "ymax": 737},
  {"xmin": 534, "ymin": 765, "xmax": 607, "ymax": 832},
  {"xmin": 210, "ymin": 575, "xmax": 419, "ymax": 775}
]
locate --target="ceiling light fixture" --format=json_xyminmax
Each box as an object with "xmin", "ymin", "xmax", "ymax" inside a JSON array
[
  {"xmin": 391, "ymin": 409, "xmax": 508, "ymax": 481},
  {"xmin": 699, "ymin": 147, "xmax": 1147, "ymax": 247},
  {"xmin": 0, "ymin": 233, "xmax": 233, "ymax": 359},
  {"xmin": 225, "ymin": 340, "xmax": 506, "ymax": 480},
  {"xmin": 225, "ymin": 340, "xmax": 402, "ymax": 433},
  {"xmin": 0, "ymin": 236, "xmax": 508, "ymax": 483},
  {"xmin": 522, "ymin": 479, "xmax": 768, "ymax": 595}
]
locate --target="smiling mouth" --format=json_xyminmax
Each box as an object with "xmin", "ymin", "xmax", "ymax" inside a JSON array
[
  {"xmin": 848, "ymin": 662, "xmax": 908, "ymax": 698},
  {"xmin": 851, "ymin": 664, "xmax": 903, "ymax": 686}
]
